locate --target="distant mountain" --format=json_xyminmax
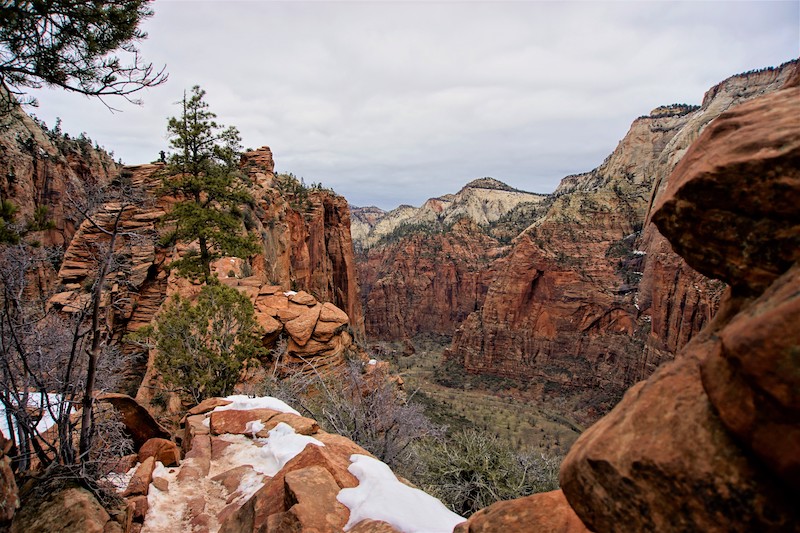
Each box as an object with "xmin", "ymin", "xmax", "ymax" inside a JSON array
[{"xmin": 351, "ymin": 177, "xmax": 546, "ymax": 250}]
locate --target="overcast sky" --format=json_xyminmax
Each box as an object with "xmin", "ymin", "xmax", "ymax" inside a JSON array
[{"xmin": 27, "ymin": 1, "xmax": 799, "ymax": 209}]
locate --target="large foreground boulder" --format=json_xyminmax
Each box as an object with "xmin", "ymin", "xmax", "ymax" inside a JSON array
[{"xmin": 560, "ymin": 67, "xmax": 800, "ymax": 531}]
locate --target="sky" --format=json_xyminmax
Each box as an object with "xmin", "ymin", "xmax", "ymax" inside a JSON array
[{"xmin": 26, "ymin": 1, "xmax": 800, "ymax": 210}]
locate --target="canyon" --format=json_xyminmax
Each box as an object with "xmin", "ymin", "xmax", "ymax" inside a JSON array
[
  {"xmin": 355, "ymin": 60, "xmax": 797, "ymax": 423},
  {"xmin": 0, "ymin": 58, "xmax": 798, "ymax": 533}
]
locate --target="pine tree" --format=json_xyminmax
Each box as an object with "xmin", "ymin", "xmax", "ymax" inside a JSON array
[{"xmin": 161, "ymin": 86, "xmax": 259, "ymax": 282}]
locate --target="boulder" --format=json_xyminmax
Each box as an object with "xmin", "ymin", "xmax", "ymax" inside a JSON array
[
  {"xmin": 319, "ymin": 302, "xmax": 349, "ymax": 324},
  {"xmin": 255, "ymin": 413, "xmax": 320, "ymax": 437},
  {"xmin": 219, "ymin": 443, "xmax": 359, "ymax": 533},
  {"xmin": 700, "ymin": 264, "xmax": 800, "ymax": 488},
  {"xmin": 138, "ymin": 437, "xmax": 180, "ymax": 467},
  {"xmin": 560, "ymin": 312, "xmax": 798, "ymax": 532},
  {"xmin": 288, "ymin": 291, "xmax": 317, "ymax": 306},
  {"xmin": 10, "ymin": 487, "xmax": 112, "ymax": 533},
  {"xmin": 651, "ymin": 85, "xmax": 800, "ymax": 294},
  {"xmin": 209, "ymin": 408, "xmax": 281, "ymax": 435},
  {"xmin": 97, "ymin": 393, "xmax": 171, "ymax": 449},
  {"xmin": 284, "ymin": 304, "xmax": 322, "ymax": 347},
  {"xmin": 454, "ymin": 490, "xmax": 588, "ymax": 533},
  {"xmin": 123, "ymin": 456, "xmax": 156, "ymax": 497},
  {"xmin": 279, "ymin": 465, "xmax": 350, "ymax": 531}
]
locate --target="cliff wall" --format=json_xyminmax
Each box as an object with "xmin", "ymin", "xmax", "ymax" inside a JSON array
[{"xmin": 446, "ymin": 61, "xmax": 797, "ymax": 422}]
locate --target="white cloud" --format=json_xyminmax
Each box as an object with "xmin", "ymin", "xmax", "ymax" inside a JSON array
[{"xmin": 26, "ymin": 0, "xmax": 799, "ymax": 209}]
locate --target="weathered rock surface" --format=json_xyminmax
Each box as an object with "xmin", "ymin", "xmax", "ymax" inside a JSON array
[
  {"xmin": 651, "ymin": 83, "xmax": 800, "ymax": 294},
  {"xmin": 560, "ymin": 69, "xmax": 800, "ymax": 532},
  {"xmin": 97, "ymin": 393, "xmax": 171, "ymax": 448},
  {"xmin": 447, "ymin": 60, "xmax": 797, "ymax": 423},
  {"xmin": 0, "ymin": 435, "xmax": 19, "ymax": 524},
  {"xmin": 454, "ymin": 490, "xmax": 588, "ymax": 533},
  {"xmin": 0, "ymin": 96, "xmax": 119, "ymax": 248},
  {"xmin": 10, "ymin": 486, "xmax": 124, "ymax": 533},
  {"xmin": 130, "ymin": 398, "xmax": 449, "ymax": 533},
  {"xmin": 360, "ymin": 218, "xmax": 506, "ymax": 339}
]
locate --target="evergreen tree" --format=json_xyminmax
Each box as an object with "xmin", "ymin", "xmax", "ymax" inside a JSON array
[
  {"xmin": 151, "ymin": 283, "xmax": 265, "ymax": 404},
  {"xmin": 161, "ymin": 86, "xmax": 259, "ymax": 282},
  {"xmin": 0, "ymin": 0, "xmax": 167, "ymax": 110}
]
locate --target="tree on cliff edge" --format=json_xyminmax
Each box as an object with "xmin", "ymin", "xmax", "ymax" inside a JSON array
[
  {"xmin": 161, "ymin": 86, "xmax": 259, "ymax": 283},
  {"xmin": 0, "ymin": 0, "xmax": 167, "ymax": 111}
]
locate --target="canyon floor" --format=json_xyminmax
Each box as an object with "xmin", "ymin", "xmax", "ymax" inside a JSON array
[{"xmin": 373, "ymin": 335, "xmax": 582, "ymax": 456}]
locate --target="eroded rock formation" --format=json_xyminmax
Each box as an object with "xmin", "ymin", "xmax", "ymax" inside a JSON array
[
  {"xmin": 354, "ymin": 178, "xmax": 545, "ymax": 340},
  {"xmin": 559, "ymin": 68, "xmax": 800, "ymax": 532},
  {"xmin": 446, "ymin": 61, "xmax": 797, "ymax": 422},
  {"xmin": 0, "ymin": 99, "xmax": 118, "ymax": 247},
  {"xmin": 45, "ymin": 146, "xmax": 364, "ymax": 400}
]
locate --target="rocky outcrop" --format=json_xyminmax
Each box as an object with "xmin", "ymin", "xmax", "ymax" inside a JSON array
[
  {"xmin": 244, "ymin": 148, "xmax": 364, "ymax": 340},
  {"xmin": 0, "ymin": 99, "xmax": 118, "ymax": 247},
  {"xmin": 559, "ymin": 71, "xmax": 800, "ymax": 532},
  {"xmin": 454, "ymin": 490, "xmax": 588, "ymax": 533},
  {"xmin": 447, "ymin": 60, "xmax": 797, "ymax": 423},
  {"xmin": 355, "ymin": 178, "xmax": 545, "ymax": 340},
  {"xmin": 120, "ymin": 396, "xmax": 461, "ymax": 533},
  {"xmin": 45, "ymin": 146, "xmax": 364, "ymax": 399},
  {"xmin": 11, "ymin": 486, "xmax": 128, "ymax": 533},
  {"xmin": 360, "ymin": 218, "xmax": 507, "ymax": 339}
]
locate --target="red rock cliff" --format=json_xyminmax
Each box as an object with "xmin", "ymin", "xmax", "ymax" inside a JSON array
[{"xmin": 447, "ymin": 61, "xmax": 797, "ymax": 423}]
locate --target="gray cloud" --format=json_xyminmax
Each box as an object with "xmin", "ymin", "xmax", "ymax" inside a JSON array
[{"xmin": 27, "ymin": 0, "xmax": 799, "ymax": 209}]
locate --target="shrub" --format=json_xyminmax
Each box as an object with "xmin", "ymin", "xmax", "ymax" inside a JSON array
[
  {"xmin": 414, "ymin": 428, "xmax": 561, "ymax": 516},
  {"xmin": 151, "ymin": 283, "xmax": 265, "ymax": 404}
]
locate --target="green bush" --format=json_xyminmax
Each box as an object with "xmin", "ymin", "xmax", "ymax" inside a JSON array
[
  {"xmin": 151, "ymin": 283, "xmax": 265, "ymax": 404},
  {"xmin": 414, "ymin": 428, "xmax": 561, "ymax": 516}
]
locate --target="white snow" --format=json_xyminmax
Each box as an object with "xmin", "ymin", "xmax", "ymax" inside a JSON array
[
  {"xmin": 215, "ymin": 423, "xmax": 324, "ymax": 477},
  {"xmin": 144, "ymin": 462, "xmax": 183, "ymax": 532},
  {"xmin": 632, "ymin": 250, "xmax": 646, "ymax": 255},
  {"xmin": 337, "ymin": 454, "xmax": 465, "ymax": 533},
  {"xmin": 283, "ymin": 290, "xmax": 298, "ymax": 296},
  {"xmin": 367, "ymin": 359, "xmax": 377, "ymax": 365},
  {"xmin": 214, "ymin": 394, "xmax": 300, "ymax": 415},
  {"xmin": 0, "ymin": 392, "xmax": 65, "ymax": 438},
  {"xmin": 245, "ymin": 419, "xmax": 265, "ymax": 437}
]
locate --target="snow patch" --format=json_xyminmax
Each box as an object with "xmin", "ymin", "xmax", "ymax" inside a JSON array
[
  {"xmin": 337, "ymin": 454, "xmax": 465, "ymax": 533},
  {"xmin": 245, "ymin": 419, "xmax": 265, "ymax": 437},
  {"xmin": 367, "ymin": 359, "xmax": 377, "ymax": 365},
  {"xmin": 216, "ymin": 423, "xmax": 323, "ymax": 477},
  {"xmin": 283, "ymin": 290, "xmax": 297, "ymax": 296},
  {"xmin": 0, "ymin": 393, "xmax": 65, "ymax": 439},
  {"xmin": 214, "ymin": 395, "xmax": 300, "ymax": 415},
  {"xmin": 632, "ymin": 250, "xmax": 646, "ymax": 255}
]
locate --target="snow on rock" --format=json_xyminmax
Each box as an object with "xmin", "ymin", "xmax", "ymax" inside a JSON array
[
  {"xmin": 337, "ymin": 454, "xmax": 465, "ymax": 533},
  {"xmin": 0, "ymin": 393, "xmax": 64, "ymax": 438},
  {"xmin": 214, "ymin": 394, "xmax": 300, "ymax": 415},
  {"xmin": 215, "ymin": 423, "xmax": 324, "ymax": 477}
]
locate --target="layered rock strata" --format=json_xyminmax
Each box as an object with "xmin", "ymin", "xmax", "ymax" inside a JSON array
[
  {"xmin": 0, "ymin": 99, "xmax": 118, "ymax": 247},
  {"xmin": 46, "ymin": 146, "xmax": 364, "ymax": 399},
  {"xmin": 446, "ymin": 61, "xmax": 797, "ymax": 422},
  {"xmin": 354, "ymin": 178, "xmax": 545, "ymax": 340},
  {"xmin": 559, "ymin": 70, "xmax": 800, "ymax": 532}
]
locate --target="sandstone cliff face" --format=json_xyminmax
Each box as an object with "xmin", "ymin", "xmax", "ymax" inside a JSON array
[
  {"xmin": 354, "ymin": 179, "xmax": 545, "ymax": 340},
  {"xmin": 559, "ymin": 72, "xmax": 800, "ymax": 532},
  {"xmin": 352, "ymin": 178, "xmax": 546, "ymax": 250},
  {"xmin": 45, "ymin": 146, "xmax": 364, "ymax": 399},
  {"xmin": 0, "ymin": 103, "xmax": 118, "ymax": 247},
  {"xmin": 360, "ymin": 219, "xmax": 506, "ymax": 339},
  {"xmin": 447, "ymin": 61, "xmax": 797, "ymax": 422}
]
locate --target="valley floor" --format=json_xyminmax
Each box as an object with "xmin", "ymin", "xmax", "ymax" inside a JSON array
[{"xmin": 372, "ymin": 335, "xmax": 582, "ymax": 457}]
